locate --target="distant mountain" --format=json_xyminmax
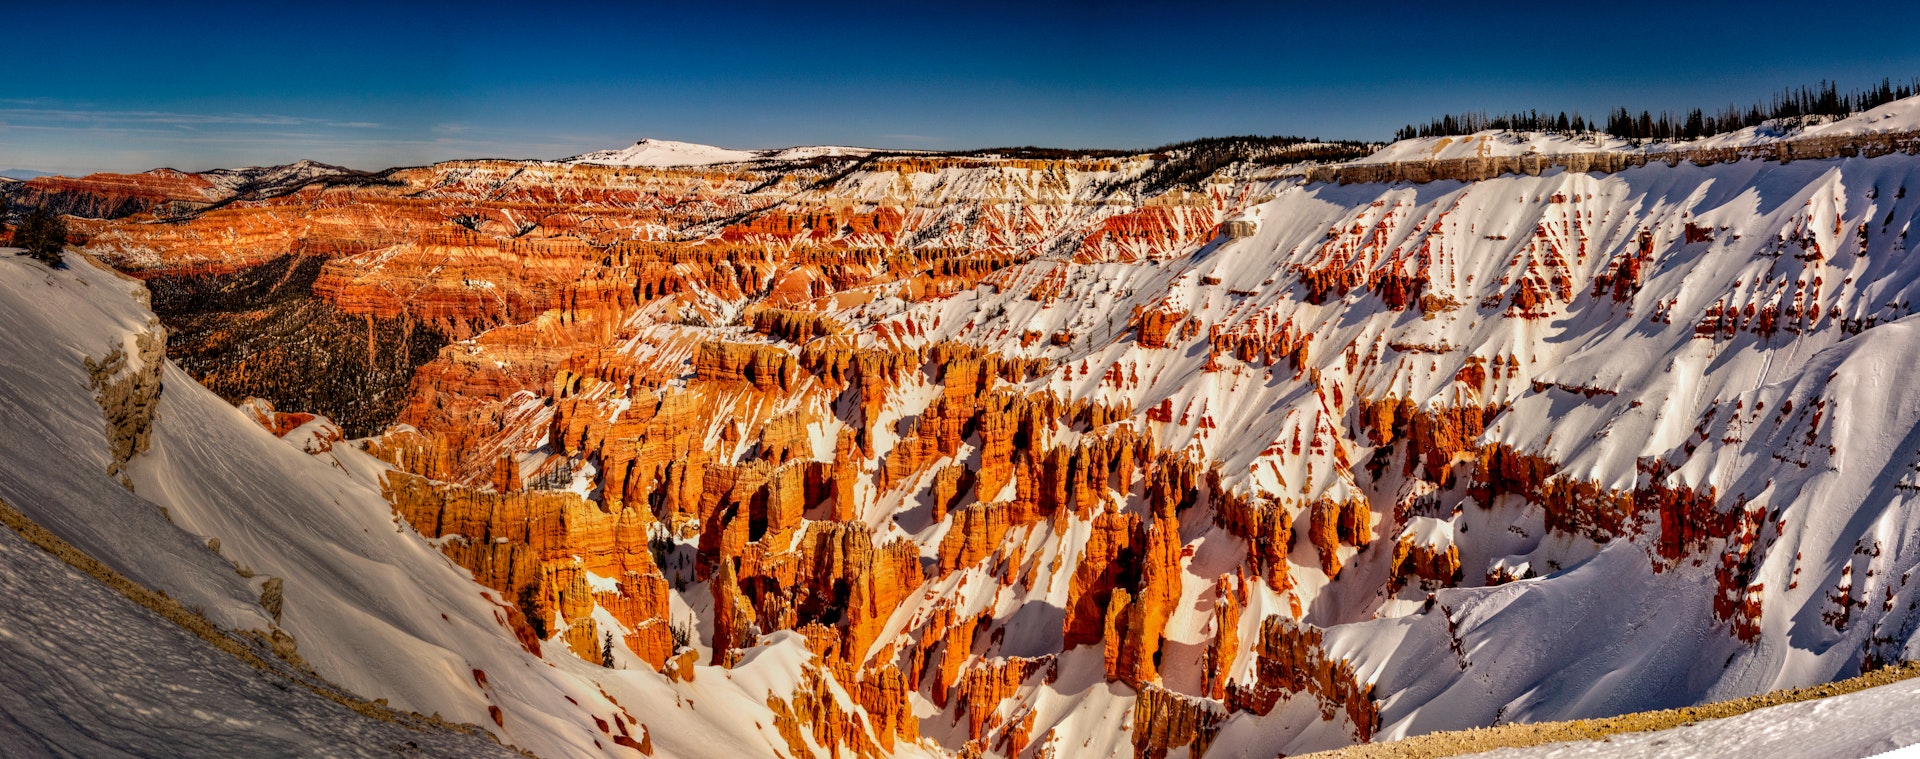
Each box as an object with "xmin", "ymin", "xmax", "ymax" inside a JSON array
[
  {"xmin": 195, "ymin": 159, "xmax": 357, "ymax": 196},
  {"xmin": 0, "ymin": 169, "xmax": 55, "ymax": 181},
  {"xmin": 0, "ymin": 160, "xmax": 358, "ymax": 220},
  {"xmin": 566, "ymin": 137, "xmax": 880, "ymax": 167}
]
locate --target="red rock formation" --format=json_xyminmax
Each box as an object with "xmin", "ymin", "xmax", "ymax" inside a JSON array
[
  {"xmin": 939, "ymin": 502, "xmax": 1016, "ymax": 576},
  {"xmin": 831, "ymin": 660, "xmax": 918, "ymax": 749},
  {"xmin": 1472, "ymin": 443, "xmax": 1725, "ymax": 557},
  {"xmin": 1201, "ymin": 576, "xmax": 1242, "ymax": 700},
  {"xmin": 954, "ymin": 656, "xmax": 1053, "ymax": 741},
  {"xmin": 766, "ymin": 664, "xmax": 884, "ymax": 759},
  {"xmin": 1063, "ymin": 511, "xmax": 1142, "ymax": 648},
  {"xmin": 1109, "ymin": 492, "xmax": 1184, "ymax": 687},
  {"xmin": 381, "ymin": 472, "xmax": 674, "ymax": 669},
  {"xmin": 1360, "ymin": 398, "xmax": 1494, "ymax": 479},
  {"xmin": 1078, "ymin": 204, "xmax": 1219, "ymax": 263},
  {"xmin": 1210, "ymin": 487, "xmax": 1293, "ymax": 591},
  {"xmin": 709, "ymin": 560, "xmax": 757, "ymax": 667},
  {"xmin": 928, "ymin": 465, "xmax": 971, "ymax": 523},
  {"xmin": 749, "ymin": 307, "xmax": 845, "ymax": 343}
]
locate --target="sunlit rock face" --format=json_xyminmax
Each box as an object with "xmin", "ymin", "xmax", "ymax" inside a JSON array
[{"xmin": 40, "ymin": 110, "xmax": 1920, "ymax": 757}]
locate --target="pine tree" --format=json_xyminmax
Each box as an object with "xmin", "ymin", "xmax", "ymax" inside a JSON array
[
  {"xmin": 601, "ymin": 631, "xmax": 617, "ymax": 668},
  {"xmin": 516, "ymin": 584, "xmax": 547, "ymax": 640},
  {"xmin": 1392, "ymin": 76, "xmax": 1920, "ymax": 143},
  {"xmin": 12, "ymin": 207, "xmax": 67, "ymax": 267}
]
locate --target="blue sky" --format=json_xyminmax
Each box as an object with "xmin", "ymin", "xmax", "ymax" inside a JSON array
[{"xmin": 4, "ymin": 0, "xmax": 1918, "ymax": 175}]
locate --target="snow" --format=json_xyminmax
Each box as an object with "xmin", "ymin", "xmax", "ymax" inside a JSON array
[
  {"xmin": 1470, "ymin": 676, "xmax": 1920, "ymax": 758},
  {"xmin": 0, "ymin": 510, "xmax": 520, "ymax": 758},
  {"xmin": 569, "ymin": 138, "xmax": 761, "ymax": 167},
  {"xmin": 1803, "ymin": 95, "xmax": 1920, "ymax": 139},
  {"xmin": 763, "ymin": 145, "xmax": 882, "ymax": 161},
  {"xmin": 1358, "ymin": 94, "xmax": 1920, "ymax": 164}
]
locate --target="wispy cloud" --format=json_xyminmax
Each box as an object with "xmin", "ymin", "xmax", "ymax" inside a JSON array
[
  {"xmin": 0, "ymin": 101, "xmax": 621, "ymax": 175},
  {"xmin": 2, "ymin": 108, "xmax": 301, "ymax": 126},
  {"xmin": 0, "ymin": 107, "xmax": 382, "ymax": 129}
]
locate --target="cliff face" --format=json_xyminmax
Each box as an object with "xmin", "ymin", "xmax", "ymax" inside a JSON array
[{"xmin": 53, "ymin": 116, "xmax": 1920, "ymax": 757}]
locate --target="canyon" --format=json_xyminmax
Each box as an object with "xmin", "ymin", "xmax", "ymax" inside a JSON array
[{"xmin": 8, "ymin": 96, "xmax": 1920, "ymax": 758}]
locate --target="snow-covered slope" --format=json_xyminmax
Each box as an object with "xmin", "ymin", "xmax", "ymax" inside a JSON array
[
  {"xmin": 805, "ymin": 144, "xmax": 1920, "ymax": 754},
  {"xmin": 1470, "ymin": 676, "xmax": 1920, "ymax": 758},
  {"xmin": 0, "ymin": 504, "xmax": 520, "ymax": 757},
  {"xmin": 1802, "ymin": 94, "xmax": 1920, "ymax": 139}
]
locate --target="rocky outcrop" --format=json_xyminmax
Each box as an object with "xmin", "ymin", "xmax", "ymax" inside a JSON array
[
  {"xmin": 85, "ymin": 318, "xmax": 166, "ymax": 486},
  {"xmin": 830, "ymin": 660, "xmax": 918, "ymax": 750},
  {"xmin": 954, "ymin": 656, "xmax": 1054, "ymax": 743},
  {"xmin": 1389, "ymin": 530, "xmax": 1462, "ymax": 590},
  {"xmin": 313, "ymin": 237, "xmax": 606, "ymax": 340},
  {"xmin": 1307, "ymin": 129, "xmax": 1920, "ymax": 185},
  {"xmin": 1307, "ymin": 496, "xmax": 1373, "ymax": 579},
  {"xmin": 1228, "ymin": 617, "xmax": 1379, "ymax": 742},
  {"xmin": 237, "ymin": 398, "xmax": 343, "ymax": 454},
  {"xmin": 938, "ymin": 502, "xmax": 1016, "ymax": 576},
  {"xmin": 1360, "ymin": 398, "xmax": 1494, "ymax": 479},
  {"xmin": 1130, "ymin": 684, "xmax": 1223, "ymax": 759},
  {"xmin": 693, "ymin": 342, "xmax": 796, "ymax": 391},
  {"xmin": 1211, "ymin": 488, "xmax": 1293, "ymax": 591},
  {"xmin": 766, "ymin": 664, "xmax": 884, "ymax": 759},
  {"xmin": 1130, "ymin": 306, "xmax": 1188, "ymax": 349}
]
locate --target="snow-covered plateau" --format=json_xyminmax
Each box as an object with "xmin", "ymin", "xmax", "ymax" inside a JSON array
[{"xmin": 566, "ymin": 138, "xmax": 881, "ymax": 167}]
